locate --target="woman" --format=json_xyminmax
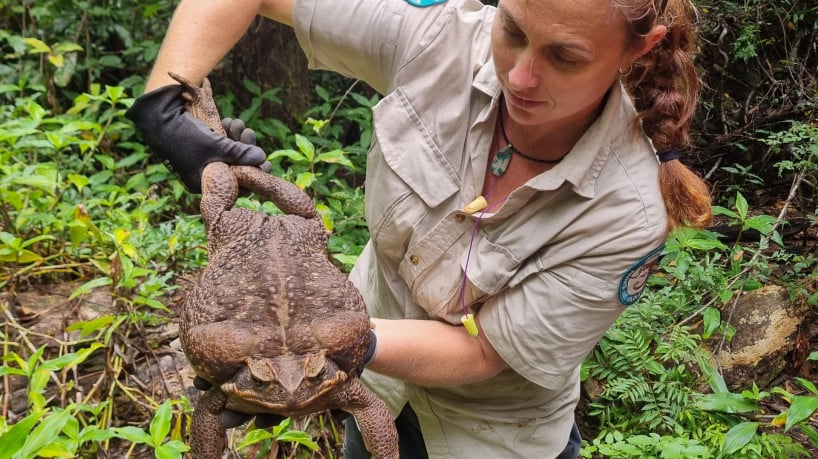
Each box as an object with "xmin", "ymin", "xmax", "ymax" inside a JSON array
[{"xmin": 126, "ymin": 0, "xmax": 712, "ymax": 457}]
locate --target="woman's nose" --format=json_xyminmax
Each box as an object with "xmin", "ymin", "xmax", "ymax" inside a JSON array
[{"xmin": 507, "ymin": 55, "xmax": 539, "ymax": 90}]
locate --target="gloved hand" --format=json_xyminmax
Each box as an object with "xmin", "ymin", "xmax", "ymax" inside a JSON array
[
  {"xmin": 192, "ymin": 376, "xmax": 285, "ymax": 429},
  {"xmin": 125, "ymin": 84, "xmax": 270, "ymax": 193}
]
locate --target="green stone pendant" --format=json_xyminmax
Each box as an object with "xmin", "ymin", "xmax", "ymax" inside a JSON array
[{"xmin": 491, "ymin": 145, "xmax": 512, "ymax": 176}]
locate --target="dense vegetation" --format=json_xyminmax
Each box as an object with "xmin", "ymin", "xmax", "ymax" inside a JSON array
[{"xmin": 1, "ymin": 0, "xmax": 816, "ymax": 457}]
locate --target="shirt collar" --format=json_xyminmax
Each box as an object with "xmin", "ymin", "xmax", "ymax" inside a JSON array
[
  {"xmin": 526, "ymin": 82, "xmax": 636, "ymax": 198},
  {"xmin": 472, "ymin": 54, "xmax": 638, "ymax": 199}
]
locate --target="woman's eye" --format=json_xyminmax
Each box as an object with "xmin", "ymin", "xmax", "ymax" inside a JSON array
[
  {"xmin": 551, "ymin": 52, "xmax": 581, "ymax": 68},
  {"xmin": 502, "ymin": 26, "xmax": 525, "ymax": 42}
]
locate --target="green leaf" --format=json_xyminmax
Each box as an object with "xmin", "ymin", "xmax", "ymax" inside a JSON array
[
  {"xmin": 809, "ymin": 351, "xmax": 818, "ymax": 361},
  {"xmin": 295, "ymin": 172, "xmax": 315, "ymax": 190},
  {"xmin": 237, "ymin": 429, "xmax": 275, "ymax": 449},
  {"xmin": 112, "ymin": 426, "xmax": 152, "ymax": 445},
  {"xmin": 294, "ymin": 134, "xmax": 315, "ymax": 161},
  {"xmin": 797, "ymin": 377, "xmax": 818, "ymax": 396},
  {"xmin": 722, "ymin": 421, "xmax": 758, "ymax": 454},
  {"xmin": 735, "ymin": 192, "xmax": 748, "ymax": 219},
  {"xmin": 0, "ymin": 411, "xmax": 42, "ymax": 459},
  {"xmin": 53, "ymin": 42, "xmax": 84, "ymax": 54},
  {"xmin": 276, "ymin": 430, "xmax": 319, "ymax": 450},
  {"xmin": 78, "ymin": 426, "xmax": 117, "ymax": 443},
  {"xmin": 32, "ymin": 440, "xmax": 76, "ymax": 457},
  {"xmin": 69, "ymin": 277, "xmax": 113, "ymax": 300},
  {"xmin": 711, "ymin": 206, "xmax": 739, "ymax": 219},
  {"xmin": 269, "ymin": 149, "xmax": 307, "ymax": 163},
  {"xmin": 23, "ymin": 37, "xmax": 51, "ymax": 54},
  {"xmin": 155, "ymin": 441, "xmax": 188, "ymax": 459},
  {"xmin": 150, "ymin": 401, "xmax": 173, "ymax": 447},
  {"xmin": 702, "ymin": 307, "xmax": 721, "ymax": 339},
  {"xmin": 66, "ymin": 315, "xmax": 115, "ymax": 337},
  {"xmin": 14, "ymin": 409, "xmax": 72, "ymax": 459},
  {"xmin": 0, "ymin": 248, "xmax": 42, "ymax": 263},
  {"xmin": 316, "ymin": 149, "xmax": 354, "ymax": 169},
  {"xmin": 11, "ymin": 175, "xmax": 57, "ymax": 193},
  {"xmin": 695, "ymin": 392, "xmax": 759, "ymax": 413},
  {"xmin": 784, "ymin": 396, "xmax": 818, "ymax": 431}
]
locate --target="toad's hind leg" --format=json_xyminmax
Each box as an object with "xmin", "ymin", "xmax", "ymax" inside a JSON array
[
  {"xmin": 188, "ymin": 388, "xmax": 228, "ymax": 459},
  {"xmin": 338, "ymin": 379, "xmax": 399, "ymax": 459},
  {"xmin": 231, "ymin": 165, "xmax": 317, "ymax": 219}
]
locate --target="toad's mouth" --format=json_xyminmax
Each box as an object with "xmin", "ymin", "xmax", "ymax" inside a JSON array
[{"xmin": 220, "ymin": 355, "xmax": 348, "ymax": 413}]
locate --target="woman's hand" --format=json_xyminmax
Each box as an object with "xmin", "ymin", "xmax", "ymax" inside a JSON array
[{"xmin": 125, "ymin": 86, "xmax": 269, "ymax": 192}]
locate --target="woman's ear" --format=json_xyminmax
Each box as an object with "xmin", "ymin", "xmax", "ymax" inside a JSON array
[{"xmin": 628, "ymin": 24, "xmax": 667, "ymax": 63}]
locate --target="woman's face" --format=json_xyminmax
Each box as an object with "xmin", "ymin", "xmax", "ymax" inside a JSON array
[{"xmin": 491, "ymin": 0, "xmax": 641, "ymax": 127}]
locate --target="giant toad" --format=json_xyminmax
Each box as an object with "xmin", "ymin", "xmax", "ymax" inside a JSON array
[{"xmin": 171, "ymin": 73, "xmax": 398, "ymax": 459}]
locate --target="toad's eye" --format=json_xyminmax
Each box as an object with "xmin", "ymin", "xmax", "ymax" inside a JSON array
[{"xmin": 251, "ymin": 376, "xmax": 265, "ymax": 389}]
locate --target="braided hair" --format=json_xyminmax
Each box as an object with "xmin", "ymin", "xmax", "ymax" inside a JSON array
[{"xmin": 618, "ymin": 0, "xmax": 712, "ymax": 231}]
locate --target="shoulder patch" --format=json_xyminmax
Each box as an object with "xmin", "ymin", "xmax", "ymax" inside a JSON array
[
  {"xmin": 404, "ymin": 0, "xmax": 447, "ymax": 7},
  {"xmin": 618, "ymin": 245, "xmax": 664, "ymax": 306}
]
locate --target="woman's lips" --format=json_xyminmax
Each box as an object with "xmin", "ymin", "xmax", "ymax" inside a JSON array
[{"xmin": 506, "ymin": 91, "xmax": 543, "ymax": 110}]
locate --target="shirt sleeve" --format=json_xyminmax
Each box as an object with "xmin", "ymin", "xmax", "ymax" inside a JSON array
[
  {"xmin": 292, "ymin": 0, "xmax": 455, "ymax": 94},
  {"xmin": 479, "ymin": 231, "xmax": 665, "ymax": 390}
]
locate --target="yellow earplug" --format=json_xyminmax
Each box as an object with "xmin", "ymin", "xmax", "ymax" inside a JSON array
[
  {"xmin": 461, "ymin": 313, "xmax": 479, "ymax": 337},
  {"xmin": 464, "ymin": 196, "xmax": 488, "ymax": 215}
]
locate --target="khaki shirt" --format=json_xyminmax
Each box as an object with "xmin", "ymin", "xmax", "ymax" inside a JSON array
[{"xmin": 294, "ymin": 0, "xmax": 668, "ymax": 456}]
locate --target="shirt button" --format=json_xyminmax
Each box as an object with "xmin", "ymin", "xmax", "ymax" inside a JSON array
[
  {"xmin": 410, "ymin": 255, "xmax": 420, "ymax": 265},
  {"xmin": 455, "ymin": 214, "xmax": 466, "ymax": 223}
]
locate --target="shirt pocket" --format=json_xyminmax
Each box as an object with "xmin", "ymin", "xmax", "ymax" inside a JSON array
[{"xmin": 367, "ymin": 87, "xmax": 461, "ymax": 262}]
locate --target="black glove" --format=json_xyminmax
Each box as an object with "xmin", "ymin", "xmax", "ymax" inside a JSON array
[
  {"xmin": 125, "ymin": 84, "xmax": 269, "ymax": 193},
  {"xmin": 192, "ymin": 376, "xmax": 285, "ymax": 429}
]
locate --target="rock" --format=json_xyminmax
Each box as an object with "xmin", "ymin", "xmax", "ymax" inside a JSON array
[{"xmin": 709, "ymin": 285, "xmax": 815, "ymax": 391}]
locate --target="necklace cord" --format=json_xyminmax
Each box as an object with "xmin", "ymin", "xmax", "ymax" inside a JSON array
[{"xmin": 498, "ymin": 101, "xmax": 569, "ymax": 165}]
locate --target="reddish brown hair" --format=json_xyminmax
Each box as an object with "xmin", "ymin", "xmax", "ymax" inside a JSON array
[{"xmin": 618, "ymin": 0, "xmax": 712, "ymax": 230}]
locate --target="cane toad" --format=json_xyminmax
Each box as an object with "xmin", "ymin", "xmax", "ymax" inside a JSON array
[{"xmin": 170, "ymin": 72, "xmax": 398, "ymax": 459}]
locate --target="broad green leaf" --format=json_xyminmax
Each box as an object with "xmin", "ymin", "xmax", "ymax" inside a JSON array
[
  {"xmin": 276, "ymin": 430, "xmax": 319, "ymax": 450},
  {"xmin": 237, "ymin": 429, "xmax": 275, "ymax": 449},
  {"xmin": 797, "ymin": 377, "xmax": 818, "ymax": 396},
  {"xmin": 68, "ymin": 276, "xmax": 113, "ymax": 300},
  {"xmin": 295, "ymin": 171, "xmax": 315, "ymax": 190},
  {"xmin": 66, "ymin": 315, "xmax": 115, "ymax": 337},
  {"xmin": 78, "ymin": 426, "xmax": 117, "ymax": 442},
  {"xmin": 702, "ymin": 307, "xmax": 721, "ymax": 339},
  {"xmin": 711, "ymin": 206, "xmax": 739, "ymax": 219},
  {"xmin": 11, "ymin": 175, "xmax": 57, "ymax": 193},
  {"xmin": 48, "ymin": 54, "xmax": 64, "ymax": 68},
  {"xmin": 155, "ymin": 442, "xmax": 187, "ymax": 459},
  {"xmin": 112, "ymin": 426, "xmax": 152, "ymax": 445},
  {"xmin": 722, "ymin": 421, "xmax": 758, "ymax": 454},
  {"xmin": 53, "ymin": 42, "xmax": 83, "ymax": 54},
  {"xmin": 32, "ymin": 440, "xmax": 76, "ymax": 457},
  {"xmin": 0, "ymin": 411, "xmax": 42, "ymax": 459},
  {"xmin": 695, "ymin": 392, "xmax": 759, "ymax": 413},
  {"xmin": 23, "ymin": 37, "xmax": 51, "ymax": 54},
  {"xmin": 150, "ymin": 401, "xmax": 173, "ymax": 446},
  {"xmin": 269, "ymin": 149, "xmax": 307, "ymax": 163},
  {"xmin": 294, "ymin": 134, "xmax": 315, "ymax": 161},
  {"xmin": 0, "ymin": 248, "xmax": 42, "ymax": 263},
  {"xmin": 784, "ymin": 396, "xmax": 818, "ymax": 431},
  {"xmin": 735, "ymin": 192, "xmax": 748, "ymax": 219},
  {"xmin": 38, "ymin": 344, "xmax": 102, "ymax": 373},
  {"xmin": 316, "ymin": 149, "xmax": 354, "ymax": 168},
  {"xmin": 14, "ymin": 410, "xmax": 72, "ymax": 459}
]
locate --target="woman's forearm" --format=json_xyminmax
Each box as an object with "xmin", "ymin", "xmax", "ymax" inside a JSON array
[
  {"xmin": 145, "ymin": 0, "xmax": 295, "ymax": 91},
  {"xmin": 367, "ymin": 317, "xmax": 508, "ymax": 387}
]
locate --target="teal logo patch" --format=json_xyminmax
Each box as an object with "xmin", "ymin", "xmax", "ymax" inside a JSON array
[
  {"xmin": 404, "ymin": 0, "xmax": 447, "ymax": 6},
  {"xmin": 618, "ymin": 245, "xmax": 664, "ymax": 306}
]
